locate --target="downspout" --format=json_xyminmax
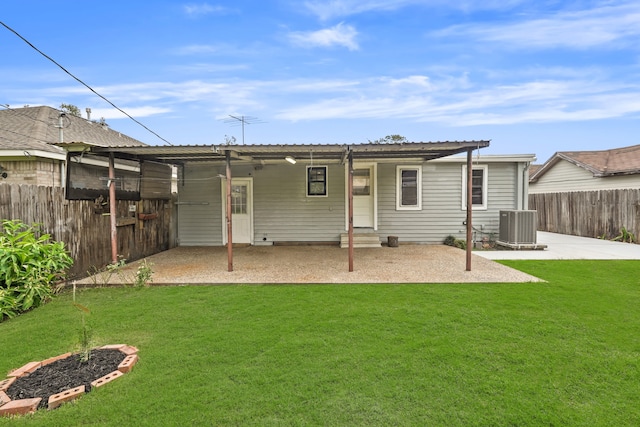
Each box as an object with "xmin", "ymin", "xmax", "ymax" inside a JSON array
[
  {"xmin": 108, "ymin": 153, "xmax": 118, "ymax": 263},
  {"xmin": 59, "ymin": 112, "xmax": 67, "ymax": 189},
  {"xmin": 516, "ymin": 162, "xmax": 525, "ymax": 210},
  {"xmin": 348, "ymin": 148, "xmax": 354, "ymax": 272},
  {"xmin": 466, "ymin": 148, "xmax": 473, "ymax": 271},
  {"xmin": 226, "ymin": 151, "xmax": 233, "ymax": 272},
  {"xmin": 522, "ymin": 162, "xmax": 530, "ymax": 210}
]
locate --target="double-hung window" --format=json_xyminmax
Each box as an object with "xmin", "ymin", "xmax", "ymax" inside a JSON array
[
  {"xmin": 307, "ymin": 166, "xmax": 328, "ymax": 197},
  {"xmin": 396, "ymin": 165, "xmax": 422, "ymax": 210},
  {"xmin": 461, "ymin": 165, "xmax": 488, "ymax": 210}
]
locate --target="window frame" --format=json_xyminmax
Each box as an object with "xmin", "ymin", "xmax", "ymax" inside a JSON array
[
  {"xmin": 461, "ymin": 164, "xmax": 488, "ymax": 210},
  {"xmin": 396, "ymin": 165, "xmax": 422, "ymax": 210},
  {"xmin": 306, "ymin": 165, "xmax": 328, "ymax": 197}
]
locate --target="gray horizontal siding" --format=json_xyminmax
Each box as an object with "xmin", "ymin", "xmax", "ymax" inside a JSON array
[
  {"xmin": 178, "ymin": 160, "xmax": 524, "ymax": 246},
  {"xmin": 253, "ymin": 163, "xmax": 345, "ymax": 243},
  {"xmin": 377, "ymin": 162, "xmax": 519, "ymax": 243},
  {"xmin": 177, "ymin": 164, "xmax": 223, "ymax": 245},
  {"xmin": 530, "ymin": 159, "xmax": 640, "ymax": 193}
]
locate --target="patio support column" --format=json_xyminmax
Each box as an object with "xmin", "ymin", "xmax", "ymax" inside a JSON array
[
  {"xmin": 466, "ymin": 148, "xmax": 473, "ymax": 271},
  {"xmin": 226, "ymin": 151, "xmax": 233, "ymax": 272},
  {"xmin": 108, "ymin": 153, "xmax": 118, "ymax": 264},
  {"xmin": 348, "ymin": 149, "xmax": 354, "ymax": 272}
]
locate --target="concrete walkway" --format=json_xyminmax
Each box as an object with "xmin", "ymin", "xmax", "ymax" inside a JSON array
[{"xmin": 476, "ymin": 231, "xmax": 640, "ymax": 260}]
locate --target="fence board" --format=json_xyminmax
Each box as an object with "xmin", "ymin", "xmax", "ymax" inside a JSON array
[
  {"xmin": 0, "ymin": 184, "xmax": 176, "ymax": 279},
  {"xmin": 529, "ymin": 189, "xmax": 640, "ymax": 242}
]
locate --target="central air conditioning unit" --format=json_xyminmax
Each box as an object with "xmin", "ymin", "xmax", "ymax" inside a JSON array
[{"xmin": 499, "ymin": 210, "xmax": 537, "ymax": 244}]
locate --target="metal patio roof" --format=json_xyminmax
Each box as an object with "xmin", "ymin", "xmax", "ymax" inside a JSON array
[{"xmin": 67, "ymin": 141, "xmax": 490, "ymax": 165}]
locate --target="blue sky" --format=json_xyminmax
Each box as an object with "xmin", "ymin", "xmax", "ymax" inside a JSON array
[{"xmin": 2, "ymin": 0, "xmax": 640, "ymax": 162}]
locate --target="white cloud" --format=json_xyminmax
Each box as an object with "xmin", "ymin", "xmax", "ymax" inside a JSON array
[
  {"xmin": 183, "ymin": 3, "xmax": 228, "ymax": 17},
  {"xmin": 282, "ymin": 79, "xmax": 360, "ymax": 93},
  {"xmin": 172, "ymin": 44, "xmax": 222, "ymax": 55},
  {"xmin": 289, "ymin": 23, "xmax": 359, "ymax": 50},
  {"xmin": 170, "ymin": 63, "xmax": 250, "ymax": 73},
  {"xmin": 304, "ymin": 0, "xmax": 405, "ymax": 20},
  {"xmin": 89, "ymin": 106, "xmax": 173, "ymax": 120},
  {"xmin": 387, "ymin": 75, "xmax": 432, "ymax": 89},
  {"xmin": 303, "ymin": 0, "xmax": 526, "ymax": 20},
  {"xmin": 436, "ymin": 3, "xmax": 640, "ymax": 49},
  {"xmin": 22, "ymin": 69, "xmax": 640, "ymax": 129},
  {"xmin": 274, "ymin": 73, "xmax": 640, "ymax": 126}
]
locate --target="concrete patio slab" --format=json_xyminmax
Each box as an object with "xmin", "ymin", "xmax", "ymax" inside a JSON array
[{"xmin": 476, "ymin": 231, "xmax": 640, "ymax": 260}]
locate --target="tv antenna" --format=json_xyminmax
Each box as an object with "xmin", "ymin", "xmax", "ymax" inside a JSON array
[{"xmin": 223, "ymin": 115, "xmax": 264, "ymax": 145}]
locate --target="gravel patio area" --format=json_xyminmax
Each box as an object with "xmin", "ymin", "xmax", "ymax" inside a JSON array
[{"xmin": 77, "ymin": 244, "xmax": 541, "ymax": 285}]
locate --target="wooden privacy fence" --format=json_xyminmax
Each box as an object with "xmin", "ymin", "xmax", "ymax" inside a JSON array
[
  {"xmin": 529, "ymin": 189, "xmax": 640, "ymax": 241},
  {"xmin": 0, "ymin": 184, "xmax": 176, "ymax": 279}
]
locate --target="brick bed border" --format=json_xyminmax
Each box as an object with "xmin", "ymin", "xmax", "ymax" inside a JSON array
[{"xmin": 0, "ymin": 344, "xmax": 139, "ymax": 417}]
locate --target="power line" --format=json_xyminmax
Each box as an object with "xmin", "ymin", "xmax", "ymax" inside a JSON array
[{"xmin": 0, "ymin": 20, "xmax": 175, "ymax": 146}]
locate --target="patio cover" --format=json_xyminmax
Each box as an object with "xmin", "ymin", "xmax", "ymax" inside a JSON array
[
  {"xmin": 71, "ymin": 140, "xmax": 489, "ymax": 164},
  {"xmin": 62, "ymin": 141, "xmax": 490, "ymax": 273}
]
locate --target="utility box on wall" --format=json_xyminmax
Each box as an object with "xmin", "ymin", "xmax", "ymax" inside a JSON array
[{"xmin": 499, "ymin": 210, "xmax": 537, "ymax": 244}]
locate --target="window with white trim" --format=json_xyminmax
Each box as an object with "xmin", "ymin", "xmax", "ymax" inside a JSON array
[
  {"xmin": 307, "ymin": 166, "xmax": 328, "ymax": 197},
  {"xmin": 461, "ymin": 165, "xmax": 488, "ymax": 210},
  {"xmin": 396, "ymin": 165, "xmax": 422, "ymax": 210}
]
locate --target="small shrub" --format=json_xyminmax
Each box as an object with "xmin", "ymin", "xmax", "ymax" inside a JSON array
[
  {"xmin": 443, "ymin": 235, "xmax": 466, "ymax": 250},
  {"xmin": 72, "ymin": 282, "xmax": 93, "ymax": 362},
  {"xmin": 0, "ymin": 219, "xmax": 73, "ymax": 321},
  {"xmin": 134, "ymin": 259, "xmax": 154, "ymax": 287},
  {"xmin": 75, "ymin": 305, "xmax": 93, "ymax": 361},
  {"xmin": 87, "ymin": 257, "xmax": 126, "ymax": 286},
  {"xmin": 612, "ymin": 226, "xmax": 636, "ymax": 243}
]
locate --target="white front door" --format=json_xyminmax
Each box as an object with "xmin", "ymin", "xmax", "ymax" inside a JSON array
[
  {"xmin": 352, "ymin": 165, "xmax": 376, "ymax": 228},
  {"xmin": 222, "ymin": 178, "xmax": 253, "ymax": 244}
]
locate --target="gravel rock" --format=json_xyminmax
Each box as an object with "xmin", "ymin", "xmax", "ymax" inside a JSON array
[{"xmin": 77, "ymin": 245, "xmax": 542, "ymax": 285}]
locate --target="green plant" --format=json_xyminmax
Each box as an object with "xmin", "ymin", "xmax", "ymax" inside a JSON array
[
  {"xmin": 443, "ymin": 235, "xmax": 466, "ymax": 250},
  {"xmin": 612, "ymin": 226, "xmax": 636, "ymax": 243},
  {"xmin": 134, "ymin": 260, "xmax": 154, "ymax": 287},
  {"xmin": 443, "ymin": 235, "xmax": 456, "ymax": 246},
  {"xmin": 0, "ymin": 219, "xmax": 73, "ymax": 320},
  {"xmin": 72, "ymin": 282, "xmax": 93, "ymax": 362},
  {"xmin": 86, "ymin": 257, "xmax": 126, "ymax": 286}
]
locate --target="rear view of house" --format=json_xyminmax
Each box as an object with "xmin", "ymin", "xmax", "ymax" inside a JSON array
[{"xmin": 96, "ymin": 143, "xmax": 535, "ymax": 247}]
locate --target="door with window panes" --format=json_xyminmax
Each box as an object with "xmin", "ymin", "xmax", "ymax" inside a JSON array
[
  {"xmin": 222, "ymin": 178, "xmax": 253, "ymax": 244},
  {"xmin": 353, "ymin": 165, "xmax": 375, "ymax": 227}
]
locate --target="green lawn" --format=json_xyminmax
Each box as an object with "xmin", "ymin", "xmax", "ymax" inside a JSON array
[{"xmin": 1, "ymin": 260, "xmax": 639, "ymax": 426}]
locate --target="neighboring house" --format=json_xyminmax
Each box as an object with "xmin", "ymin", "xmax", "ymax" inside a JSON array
[
  {"xmin": 529, "ymin": 144, "xmax": 640, "ymax": 193},
  {"xmin": 0, "ymin": 106, "xmax": 166, "ymax": 199},
  {"xmin": 0, "ymin": 106, "xmax": 175, "ymax": 275},
  {"xmin": 87, "ymin": 143, "xmax": 535, "ymax": 246},
  {"xmin": 528, "ymin": 144, "xmax": 640, "ymax": 241}
]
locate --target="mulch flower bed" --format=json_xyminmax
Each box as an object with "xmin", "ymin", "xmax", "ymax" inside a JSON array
[{"xmin": 0, "ymin": 345, "xmax": 138, "ymax": 416}]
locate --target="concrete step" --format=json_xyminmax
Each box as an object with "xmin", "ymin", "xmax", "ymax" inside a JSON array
[{"xmin": 339, "ymin": 233, "xmax": 382, "ymax": 248}]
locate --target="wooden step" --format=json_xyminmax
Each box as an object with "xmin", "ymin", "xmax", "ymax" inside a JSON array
[{"xmin": 339, "ymin": 233, "xmax": 381, "ymax": 248}]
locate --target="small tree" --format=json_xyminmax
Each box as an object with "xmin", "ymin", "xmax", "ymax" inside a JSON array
[
  {"xmin": 59, "ymin": 103, "xmax": 81, "ymax": 117},
  {"xmin": 369, "ymin": 134, "xmax": 409, "ymax": 144}
]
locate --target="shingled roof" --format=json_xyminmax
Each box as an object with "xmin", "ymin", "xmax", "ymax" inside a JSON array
[
  {"xmin": 0, "ymin": 106, "xmax": 147, "ymax": 155},
  {"xmin": 530, "ymin": 144, "xmax": 640, "ymax": 182}
]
